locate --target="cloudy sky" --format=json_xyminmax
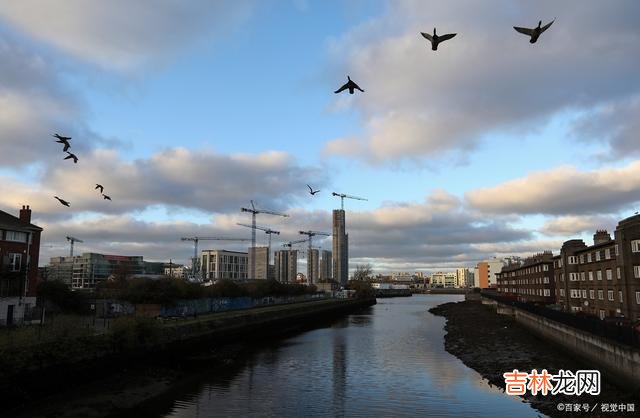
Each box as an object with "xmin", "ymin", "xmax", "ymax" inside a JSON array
[{"xmin": 1, "ymin": 0, "xmax": 639, "ymax": 273}]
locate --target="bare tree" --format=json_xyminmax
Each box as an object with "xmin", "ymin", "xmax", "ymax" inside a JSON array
[{"xmin": 352, "ymin": 264, "xmax": 373, "ymax": 281}]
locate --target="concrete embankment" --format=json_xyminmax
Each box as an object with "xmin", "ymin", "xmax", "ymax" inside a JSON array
[
  {"xmin": 1, "ymin": 297, "xmax": 375, "ymax": 408},
  {"xmin": 430, "ymin": 300, "xmax": 640, "ymax": 418},
  {"xmin": 482, "ymin": 297, "xmax": 640, "ymax": 389}
]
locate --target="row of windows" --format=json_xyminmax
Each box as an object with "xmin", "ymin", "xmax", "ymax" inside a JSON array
[
  {"xmin": 506, "ymin": 288, "xmax": 551, "ymax": 297},
  {"xmin": 1, "ymin": 230, "xmax": 29, "ymax": 243}
]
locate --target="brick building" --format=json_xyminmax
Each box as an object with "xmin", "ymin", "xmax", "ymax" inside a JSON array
[
  {"xmin": 496, "ymin": 252, "xmax": 555, "ymax": 304},
  {"xmin": 498, "ymin": 213, "xmax": 640, "ymax": 322},
  {"xmin": 0, "ymin": 206, "xmax": 42, "ymax": 325}
]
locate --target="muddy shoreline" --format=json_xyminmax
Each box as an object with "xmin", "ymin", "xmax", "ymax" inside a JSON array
[{"xmin": 429, "ymin": 300, "xmax": 640, "ymax": 417}]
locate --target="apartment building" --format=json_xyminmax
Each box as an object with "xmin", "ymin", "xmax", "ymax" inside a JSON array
[{"xmin": 496, "ymin": 252, "xmax": 555, "ymax": 304}]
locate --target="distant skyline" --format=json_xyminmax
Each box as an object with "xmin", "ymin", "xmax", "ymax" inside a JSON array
[{"xmin": 1, "ymin": 1, "xmax": 639, "ymax": 272}]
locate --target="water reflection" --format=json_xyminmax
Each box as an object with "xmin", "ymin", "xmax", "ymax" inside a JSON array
[{"xmin": 154, "ymin": 295, "xmax": 544, "ymax": 417}]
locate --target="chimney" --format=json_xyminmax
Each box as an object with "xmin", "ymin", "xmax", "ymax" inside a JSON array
[
  {"xmin": 593, "ymin": 230, "xmax": 611, "ymax": 245},
  {"xmin": 19, "ymin": 205, "xmax": 32, "ymax": 223}
]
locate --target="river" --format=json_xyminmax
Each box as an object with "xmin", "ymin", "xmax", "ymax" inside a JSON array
[{"xmin": 142, "ymin": 294, "xmax": 544, "ymax": 417}]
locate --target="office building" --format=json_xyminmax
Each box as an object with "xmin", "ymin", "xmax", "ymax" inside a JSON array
[
  {"xmin": 200, "ymin": 249, "xmax": 247, "ymax": 280},
  {"xmin": 48, "ymin": 253, "xmax": 144, "ymax": 289}
]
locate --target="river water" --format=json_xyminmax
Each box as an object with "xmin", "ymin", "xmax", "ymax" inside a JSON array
[{"xmin": 150, "ymin": 295, "xmax": 544, "ymax": 417}]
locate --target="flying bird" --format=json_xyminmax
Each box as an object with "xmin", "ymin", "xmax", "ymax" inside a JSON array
[
  {"xmin": 334, "ymin": 76, "xmax": 364, "ymax": 94},
  {"xmin": 514, "ymin": 19, "xmax": 555, "ymax": 44},
  {"xmin": 54, "ymin": 196, "xmax": 70, "ymax": 207},
  {"xmin": 102, "ymin": 194, "xmax": 111, "ymax": 201},
  {"xmin": 95, "ymin": 184, "xmax": 104, "ymax": 193},
  {"xmin": 420, "ymin": 28, "xmax": 457, "ymax": 51},
  {"xmin": 307, "ymin": 184, "xmax": 320, "ymax": 195},
  {"xmin": 64, "ymin": 151, "xmax": 78, "ymax": 164},
  {"xmin": 52, "ymin": 134, "xmax": 72, "ymax": 151}
]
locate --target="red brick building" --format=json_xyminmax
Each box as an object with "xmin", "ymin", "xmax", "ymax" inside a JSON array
[
  {"xmin": 0, "ymin": 206, "xmax": 42, "ymax": 325},
  {"xmin": 496, "ymin": 252, "xmax": 555, "ymax": 304}
]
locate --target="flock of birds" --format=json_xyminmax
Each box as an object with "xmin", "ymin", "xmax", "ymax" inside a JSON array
[
  {"xmin": 51, "ymin": 18, "xmax": 554, "ymax": 208},
  {"xmin": 51, "ymin": 134, "xmax": 111, "ymax": 207},
  {"xmin": 334, "ymin": 19, "xmax": 555, "ymax": 94}
]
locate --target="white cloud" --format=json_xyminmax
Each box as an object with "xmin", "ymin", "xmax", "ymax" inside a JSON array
[
  {"xmin": 465, "ymin": 160, "xmax": 640, "ymax": 215},
  {"xmin": 324, "ymin": 0, "xmax": 640, "ymax": 163},
  {"xmin": 0, "ymin": 1, "xmax": 254, "ymax": 71}
]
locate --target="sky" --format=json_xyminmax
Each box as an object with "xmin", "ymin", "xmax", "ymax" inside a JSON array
[{"xmin": 1, "ymin": 0, "xmax": 639, "ymax": 273}]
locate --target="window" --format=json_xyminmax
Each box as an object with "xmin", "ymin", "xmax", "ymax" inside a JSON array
[
  {"xmin": 560, "ymin": 289, "xmax": 565, "ymax": 297},
  {"xmin": 617, "ymin": 267, "xmax": 621, "ymax": 280},
  {"xmin": 8, "ymin": 253, "xmax": 22, "ymax": 271},
  {"xmin": 606, "ymin": 269, "xmax": 613, "ymax": 280},
  {"xmin": 582, "ymin": 289, "xmax": 587, "ymax": 299},
  {"xmin": 5, "ymin": 230, "xmax": 27, "ymax": 243},
  {"xmin": 543, "ymin": 264, "xmax": 549, "ymax": 271},
  {"xmin": 615, "ymin": 244, "xmax": 619, "ymax": 256},
  {"xmin": 595, "ymin": 251, "xmax": 601, "ymax": 261},
  {"xmin": 543, "ymin": 277, "xmax": 549, "ymax": 284},
  {"xmin": 636, "ymin": 291, "xmax": 640, "ymax": 304},
  {"xmin": 588, "ymin": 271, "xmax": 593, "ymax": 281},
  {"xmin": 579, "ymin": 254, "xmax": 585, "ymax": 264},
  {"xmin": 580, "ymin": 272, "xmax": 585, "ymax": 281},
  {"xmin": 544, "ymin": 289, "xmax": 550, "ymax": 296},
  {"xmin": 599, "ymin": 310, "xmax": 606, "ymax": 320},
  {"xmin": 571, "ymin": 289, "xmax": 580, "ymax": 299},
  {"xmin": 570, "ymin": 272, "xmax": 579, "ymax": 281},
  {"xmin": 568, "ymin": 256, "xmax": 578, "ymax": 265},
  {"xmin": 598, "ymin": 290, "xmax": 604, "ymax": 300},
  {"xmin": 608, "ymin": 290, "xmax": 614, "ymax": 301},
  {"xmin": 619, "ymin": 291, "xmax": 623, "ymax": 303},
  {"xmin": 634, "ymin": 265, "xmax": 640, "ymax": 279},
  {"xmin": 596, "ymin": 270, "xmax": 602, "ymax": 281},
  {"xmin": 590, "ymin": 290, "xmax": 595, "ymax": 299},
  {"xmin": 587, "ymin": 253, "xmax": 592, "ymax": 263},
  {"xmin": 632, "ymin": 240, "xmax": 640, "ymax": 253},
  {"xmin": 605, "ymin": 248, "xmax": 611, "ymax": 259}
]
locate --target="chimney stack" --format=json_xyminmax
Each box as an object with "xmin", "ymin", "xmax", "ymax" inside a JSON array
[{"xmin": 19, "ymin": 205, "xmax": 32, "ymax": 223}]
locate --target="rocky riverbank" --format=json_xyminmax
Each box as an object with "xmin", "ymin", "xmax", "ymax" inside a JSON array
[{"xmin": 429, "ymin": 300, "xmax": 640, "ymax": 418}]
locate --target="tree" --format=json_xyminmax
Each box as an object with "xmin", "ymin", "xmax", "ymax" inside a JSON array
[{"xmin": 352, "ymin": 264, "xmax": 373, "ymax": 281}]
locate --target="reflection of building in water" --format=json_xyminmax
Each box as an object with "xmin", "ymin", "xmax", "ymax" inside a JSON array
[{"xmin": 332, "ymin": 335, "xmax": 346, "ymax": 415}]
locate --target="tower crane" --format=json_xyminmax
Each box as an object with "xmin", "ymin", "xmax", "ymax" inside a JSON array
[
  {"xmin": 282, "ymin": 238, "xmax": 309, "ymax": 248},
  {"xmin": 331, "ymin": 192, "xmax": 367, "ymax": 210},
  {"xmin": 237, "ymin": 223, "xmax": 280, "ymax": 265},
  {"xmin": 298, "ymin": 230, "xmax": 331, "ymax": 284},
  {"xmin": 66, "ymin": 236, "xmax": 83, "ymax": 257},
  {"xmin": 240, "ymin": 200, "xmax": 288, "ymax": 279},
  {"xmin": 180, "ymin": 236, "xmax": 251, "ymax": 279}
]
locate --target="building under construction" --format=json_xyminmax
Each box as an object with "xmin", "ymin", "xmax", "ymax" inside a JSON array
[
  {"xmin": 248, "ymin": 246, "xmax": 271, "ymax": 280},
  {"xmin": 274, "ymin": 249, "xmax": 297, "ymax": 283},
  {"xmin": 333, "ymin": 209, "xmax": 349, "ymax": 286},
  {"xmin": 319, "ymin": 250, "xmax": 332, "ymax": 281}
]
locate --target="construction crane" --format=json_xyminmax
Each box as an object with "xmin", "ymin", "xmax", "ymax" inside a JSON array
[
  {"xmin": 180, "ymin": 236, "xmax": 251, "ymax": 279},
  {"xmin": 282, "ymin": 238, "xmax": 309, "ymax": 248},
  {"xmin": 66, "ymin": 236, "xmax": 83, "ymax": 257},
  {"xmin": 298, "ymin": 230, "xmax": 331, "ymax": 284},
  {"xmin": 240, "ymin": 200, "xmax": 288, "ymax": 279},
  {"xmin": 331, "ymin": 192, "xmax": 367, "ymax": 210},
  {"xmin": 237, "ymin": 223, "xmax": 280, "ymax": 265}
]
